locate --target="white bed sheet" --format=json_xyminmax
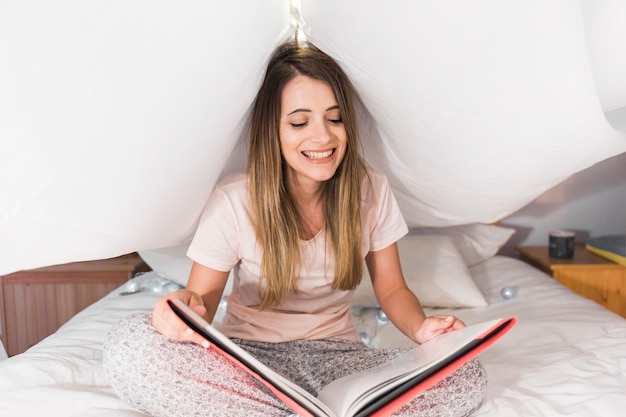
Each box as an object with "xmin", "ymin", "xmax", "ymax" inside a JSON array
[
  {"xmin": 0, "ymin": 257, "xmax": 625, "ymax": 417},
  {"xmin": 375, "ymin": 256, "xmax": 626, "ymax": 416}
]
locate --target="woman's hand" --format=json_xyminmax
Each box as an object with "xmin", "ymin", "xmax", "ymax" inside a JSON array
[
  {"xmin": 151, "ymin": 289, "xmax": 210, "ymax": 348},
  {"xmin": 415, "ymin": 315, "xmax": 465, "ymax": 344}
]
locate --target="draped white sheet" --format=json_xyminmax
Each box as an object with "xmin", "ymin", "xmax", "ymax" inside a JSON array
[{"xmin": 1, "ymin": 0, "xmax": 625, "ymax": 275}]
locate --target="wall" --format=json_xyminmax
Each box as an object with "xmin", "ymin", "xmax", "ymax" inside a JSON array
[
  {"xmin": 499, "ymin": 108, "xmax": 626, "ymax": 256},
  {"xmin": 500, "ymin": 152, "xmax": 625, "ymax": 256}
]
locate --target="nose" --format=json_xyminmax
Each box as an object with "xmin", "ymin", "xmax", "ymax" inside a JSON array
[{"xmin": 310, "ymin": 119, "xmax": 332, "ymax": 144}]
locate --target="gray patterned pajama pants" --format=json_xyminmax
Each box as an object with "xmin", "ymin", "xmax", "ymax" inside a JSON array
[{"xmin": 103, "ymin": 313, "xmax": 487, "ymax": 417}]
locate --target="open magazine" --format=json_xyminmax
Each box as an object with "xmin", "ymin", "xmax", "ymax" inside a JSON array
[{"xmin": 167, "ymin": 299, "xmax": 516, "ymax": 417}]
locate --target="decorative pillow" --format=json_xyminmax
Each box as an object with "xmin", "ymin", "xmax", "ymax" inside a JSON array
[
  {"xmin": 412, "ymin": 223, "xmax": 515, "ymax": 266},
  {"xmin": 353, "ymin": 234, "xmax": 488, "ymax": 308}
]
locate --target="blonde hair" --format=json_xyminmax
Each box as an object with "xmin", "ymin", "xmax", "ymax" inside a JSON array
[{"xmin": 248, "ymin": 41, "xmax": 368, "ymax": 309}]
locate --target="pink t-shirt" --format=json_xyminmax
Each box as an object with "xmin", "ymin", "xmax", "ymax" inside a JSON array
[{"xmin": 187, "ymin": 168, "xmax": 408, "ymax": 343}]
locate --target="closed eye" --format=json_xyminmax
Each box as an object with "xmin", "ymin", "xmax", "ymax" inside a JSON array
[{"xmin": 290, "ymin": 122, "xmax": 308, "ymax": 128}]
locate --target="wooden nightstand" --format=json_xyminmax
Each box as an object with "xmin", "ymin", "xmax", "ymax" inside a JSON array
[
  {"xmin": 0, "ymin": 253, "xmax": 150, "ymax": 357},
  {"xmin": 517, "ymin": 244, "xmax": 626, "ymax": 318}
]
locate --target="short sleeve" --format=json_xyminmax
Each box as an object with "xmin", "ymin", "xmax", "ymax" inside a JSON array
[
  {"xmin": 363, "ymin": 169, "xmax": 409, "ymax": 252},
  {"xmin": 186, "ymin": 175, "xmax": 247, "ymax": 272}
]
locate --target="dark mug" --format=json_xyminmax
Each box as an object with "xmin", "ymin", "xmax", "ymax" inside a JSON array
[{"xmin": 549, "ymin": 231, "xmax": 575, "ymax": 259}]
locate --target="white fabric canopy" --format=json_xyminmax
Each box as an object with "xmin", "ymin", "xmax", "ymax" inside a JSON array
[{"xmin": 1, "ymin": 0, "xmax": 624, "ymax": 275}]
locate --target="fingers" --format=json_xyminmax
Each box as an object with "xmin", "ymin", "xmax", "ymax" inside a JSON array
[
  {"xmin": 450, "ymin": 316, "xmax": 465, "ymax": 330},
  {"xmin": 184, "ymin": 328, "xmax": 210, "ymax": 349},
  {"xmin": 190, "ymin": 303, "xmax": 208, "ymax": 317},
  {"xmin": 432, "ymin": 315, "xmax": 465, "ymax": 330},
  {"xmin": 151, "ymin": 290, "xmax": 210, "ymax": 348},
  {"xmin": 415, "ymin": 315, "xmax": 465, "ymax": 344}
]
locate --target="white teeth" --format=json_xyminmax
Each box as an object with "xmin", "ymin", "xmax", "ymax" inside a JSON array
[{"xmin": 303, "ymin": 150, "xmax": 333, "ymax": 159}]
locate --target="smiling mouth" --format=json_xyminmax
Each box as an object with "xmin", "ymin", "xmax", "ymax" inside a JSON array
[{"xmin": 302, "ymin": 149, "xmax": 335, "ymax": 160}]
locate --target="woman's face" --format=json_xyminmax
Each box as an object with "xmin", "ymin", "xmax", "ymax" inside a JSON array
[{"xmin": 279, "ymin": 75, "xmax": 347, "ymax": 191}]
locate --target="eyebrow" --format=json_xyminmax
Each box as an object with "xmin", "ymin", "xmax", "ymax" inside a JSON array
[{"xmin": 287, "ymin": 105, "xmax": 340, "ymax": 116}]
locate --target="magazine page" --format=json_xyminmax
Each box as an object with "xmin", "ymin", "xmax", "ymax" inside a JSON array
[
  {"xmin": 169, "ymin": 299, "xmax": 514, "ymax": 417},
  {"xmin": 317, "ymin": 319, "xmax": 506, "ymax": 417},
  {"xmin": 167, "ymin": 299, "xmax": 334, "ymax": 417}
]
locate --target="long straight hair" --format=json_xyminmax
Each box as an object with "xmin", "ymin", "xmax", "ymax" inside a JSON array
[{"xmin": 248, "ymin": 41, "xmax": 368, "ymax": 309}]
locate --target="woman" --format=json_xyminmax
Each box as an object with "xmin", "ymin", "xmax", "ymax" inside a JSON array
[{"xmin": 104, "ymin": 40, "xmax": 486, "ymax": 417}]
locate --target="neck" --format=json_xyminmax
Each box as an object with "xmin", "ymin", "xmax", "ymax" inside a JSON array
[{"xmin": 287, "ymin": 182, "xmax": 325, "ymax": 240}]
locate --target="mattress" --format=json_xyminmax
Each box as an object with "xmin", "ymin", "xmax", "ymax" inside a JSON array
[{"xmin": 0, "ymin": 256, "xmax": 625, "ymax": 417}]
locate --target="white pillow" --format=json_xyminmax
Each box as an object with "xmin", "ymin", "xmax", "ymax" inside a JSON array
[
  {"xmin": 138, "ymin": 244, "xmax": 236, "ymax": 295},
  {"xmin": 412, "ymin": 223, "xmax": 515, "ymax": 266},
  {"xmin": 138, "ymin": 244, "xmax": 193, "ymax": 286},
  {"xmin": 353, "ymin": 234, "xmax": 488, "ymax": 308},
  {"xmin": 140, "ymin": 233, "xmax": 491, "ymax": 309}
]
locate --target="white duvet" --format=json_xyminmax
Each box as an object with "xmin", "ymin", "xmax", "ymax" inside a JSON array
[{"xmin": 1, "ymin": 256, "xmax": 625, "ymax": 417}]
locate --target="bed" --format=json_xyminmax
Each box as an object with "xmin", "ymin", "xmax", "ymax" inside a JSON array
[{"xmin": 1, "ymin": 224, "xmax": 625, "ymax": 417}]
